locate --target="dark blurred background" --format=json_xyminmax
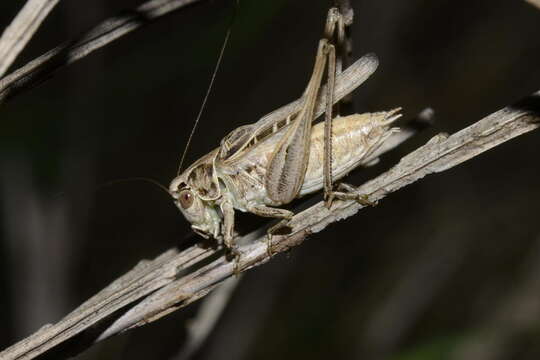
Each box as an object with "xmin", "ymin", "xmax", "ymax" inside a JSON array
[{"xmin": 1, "ymin": 0, "xmax": 540, "ymax": 359}]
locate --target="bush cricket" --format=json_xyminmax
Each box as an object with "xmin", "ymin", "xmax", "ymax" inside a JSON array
[{"xmin": 169, "ymin": 7, "xmax": 402, "ymax": 257}]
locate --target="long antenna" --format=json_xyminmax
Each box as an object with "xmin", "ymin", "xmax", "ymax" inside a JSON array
[
  {"xmin": 97, "ymin": 177, "xmax": 171, "ymax": 196},
  {"xmin": 177, "ymin": 0, "xmax": 239, "ymax": 176}
]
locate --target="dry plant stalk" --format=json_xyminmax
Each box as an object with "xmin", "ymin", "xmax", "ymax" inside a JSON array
[
  {"xmin": 0, "ymin": 0, "xmax": 208, "ymax": 104},
  {"xmin": 525, "ymin": 0, "xmax": 540, "ymax": 10},
  {"xmin": 0, "ymin": 1, "xmax": 538, "ymax": 359},
  {"xmin": 1, "ymin": 90, "xmax": 538, "ymax": 360},
  {"xmin": 0, "ymin": 0, "xmax": 60, "ymax": 77}
]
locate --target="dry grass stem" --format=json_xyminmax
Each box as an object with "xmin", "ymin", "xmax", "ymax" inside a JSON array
[
  {"xmin": 0, "ymin": 0, "xmax": 60, "ymax": 77},
  {"xmin": 173, "ymin": 276, "xmax": 241, "ymax": 360},
  {"xmin": 1, "ymin": 88, "xmax": 538, "ymax": 359},
  {"xmin": 525, "ymin": 0, "xmax": 540, "ymax": 10},
  {"xmin": 0, "ymin": 0, "xmax": 208, "ymax": 104}
]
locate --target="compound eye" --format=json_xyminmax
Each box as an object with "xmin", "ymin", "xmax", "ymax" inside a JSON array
[{"xmin": 179, "ymin": 190, "xmax": 194, "ymax": 209}]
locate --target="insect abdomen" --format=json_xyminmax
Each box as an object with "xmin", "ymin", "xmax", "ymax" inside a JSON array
[{"xmin": 300, "ymin": 110, "xmax": 400, "ymax": 196}]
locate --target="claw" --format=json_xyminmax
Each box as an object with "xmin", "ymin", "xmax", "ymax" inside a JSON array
[
  {"xmin": 356, "ymin": 194, "xmax": 376, "ymax": 207},
  {"xmin": 324, "ymin": 191, "xmax": 335, "ymax": 209},
  {"xmin": 265, "ymin": 219, "xmax": 292, "ymax": 257},
  {"xmin": 325, "ymin": 183, "xmax": 376, "ymax": 207},
  {"xmin": 223, "ymin": 234, "xmax": 243, "ymax": 275},
  {"xmin": 225, "ymin": 247, "xmax": 242, "ymax": 276},
  {"xmin": 265, "ymin": 233, "xmax": 274, "ymax": 257}
]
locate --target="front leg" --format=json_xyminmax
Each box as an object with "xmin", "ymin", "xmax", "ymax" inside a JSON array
[{"xmin": 220, "ymin": 200, "xmax": 239, "ymax": 258}]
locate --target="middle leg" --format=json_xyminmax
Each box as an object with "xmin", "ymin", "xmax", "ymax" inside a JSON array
[{"xmin": 248, "ymin": 204, "xmax": 293, "ymax": 256}]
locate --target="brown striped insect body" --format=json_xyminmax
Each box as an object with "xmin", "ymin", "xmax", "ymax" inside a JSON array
[{"xmin": 169, "ymin": 8, "xmax": 402, "ymax": 253}]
